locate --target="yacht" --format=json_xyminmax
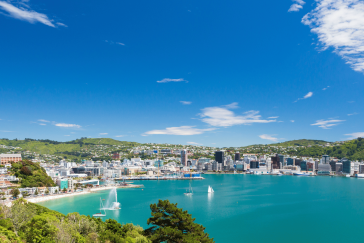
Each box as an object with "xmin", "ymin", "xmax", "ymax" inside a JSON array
[
  {"xmin": 93, "ymin": 198, "xmax": 106, "ymax": 217},
  {"xmin": 208, "ymin": 185, "xmax": 214, "ymax": 193},
  {"xmin": 184, "ymin": 182, "xmax": 193, "ymax": 196}
]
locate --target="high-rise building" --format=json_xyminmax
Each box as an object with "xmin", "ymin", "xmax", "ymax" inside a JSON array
[
  {"xmin": 181, "ymin": 150, "xmax": 188, "ymax": 166},
  {"xmin": 215, "ymin": 151, "xmax": 225, "ymax": 165},
  {"xmin": 322, "ymin": 155, "xmax": 330, "ymax": 164},
  {"xmin": 235, "ymin": 152, "xmax": 240, "ymax": 161},
  {"xmin": 342, "ymin": 158, "xmax": 351, "ymax": 174},
  {"xmin": 271, "ymin": 154, "xmax": 281, "ymax": 169},
  {"xmin": 287, "ymin": 158, "xmax": 294, "ymax": 166},
  {"xmin": 278, "ymin": 154, "xmax": 285, "ymax": 167}
]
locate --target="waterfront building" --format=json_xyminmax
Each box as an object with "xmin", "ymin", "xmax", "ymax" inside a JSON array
[
  {"xmin": 300, "ymin": 161, "xmax": 307, "ymax": 171},
  {"xmin": 250, "ymin": 161, "xmax": 259, "ymax": 169},
  {"xmin": 322, "ymin": 155, "xmax": 330, "ymax": 164},
  {"xmin": 212, "ymin": 161, "xmax": 222, "ymax": 171},
  {"xmin": 287, "ymin": 158, "xmax": 294, "ymax": 166},
  {"xmin": 279, "ymin": 154, "xmax": 285, "ymax": 167},
  {"xmin": 215, "ymin": 151, "xmax": 225, "ymax": 165},
  {"xmin": 56, "ymin": 179, "xmax": 69, "ymax": 189},
  {"xmin": 294, "ymin": 159, "xmax": 302, "ymax": 167},
  {"xmin": 342, "ymin": 158, "xmax": 351, "ymax": 174},
  {"xmin": 181, "ymin": 150, "xmax": 188, "ymax": 166},
  {"xmin": 317, "ymin": 164, "xmax": 331, "ymax": 175},
  {"xmin": 329, "ymin": 161, "xmax": 336, "ymax": 172},
  {"xmin": 271, "ymin": 154, "xmax": 281, "ymax": 169},
  {"xmin": 359, "ymin": 164, "xmax": 364, "ymax": 174},
  {"xmin": 335, "ymin": 163, "xmax": 343, "ymax": 173},
  {"xmin": 235, "ymin": 152, "xmax": 240, "ymax": 161},
  {"xmin": 0, "ymin": 154, "xmax": 22, "ymax": 165},
  {"xmin": 307, "ymin": 162, "xmax": 314, "ymax": 171}
]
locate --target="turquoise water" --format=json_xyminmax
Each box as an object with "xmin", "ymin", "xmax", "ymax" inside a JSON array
[{"xmin": 39, "ymin": 175, "xmax": 364, "ymax": 242}]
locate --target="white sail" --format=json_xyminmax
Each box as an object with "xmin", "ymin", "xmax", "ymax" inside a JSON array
[{"xmin": 208, "ymin": 186, "xmax": 214, "ymax": 193}]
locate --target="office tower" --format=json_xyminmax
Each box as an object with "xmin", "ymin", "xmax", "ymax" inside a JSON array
[
  {"xmin": 271, "ymin": 154, "xmax": 281, "ymax": 169},
  {"xmin": 181, "ymin": 150, "xmax": 188, "ymax": 166},
  {"xmin": 287, "ymin": 158, "xmax": 294, "ymax": 166},
  {"xmin": 322, "ymin": 155, "xmax": 330, "ymax": 164},
  {"xmin": 235, "ymin": 152, "xmax": 240, "ymax": 161},
  {"xmin": 215, "ymin": 151, "xmax": 225, "ymax": 165}
]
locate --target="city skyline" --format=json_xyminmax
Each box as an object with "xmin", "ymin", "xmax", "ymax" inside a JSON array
[{"xmin": 1, "ymin": 0, "xmax": 364, "ymax": 147}]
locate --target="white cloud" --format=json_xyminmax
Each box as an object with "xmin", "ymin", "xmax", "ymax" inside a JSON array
[
  {"xmin": 64, "ymin": 135, "xmax": 70, "ymax": 136},
  {"xmin": 54, "ymin": 123, "xmax": 81, "ymax": 128},
  {"xmin": 348, "ymin": 112, "xmax": 359, "ymax": 116},
  {"xmin": 180, "ymin": 101, "xmax": 192, "ymax": 105},
  {"xmin": 56, "ymin": 22, "xmax": 67, "ymax": 27},
  {"xmin": 289, "ymin": 4, "xmax": 303, "ymax": 12},
  {"xmin": 38, "ymin": 119, "xmax": 50, "ymax": 123},
  {"xmin": 39, "ymin": 123, "xmax": 46, "ymax": 126},
  {"xmin": 322, "ymin": 86, "xmax": 330, "ymax": 90},
  {"xmin": 157, "ymin": 78, "xmax": 188, "ymax": 83},
  {"xmin": 345, "ymin": 132, "xmax": 364, "ymax": 139},
  {"xmin": 187, "ymin": 142, "xmax": 202, "ymax": 145},
  {"xmin": 199, "ymin": 103, "xmax": 276, "ymax": 127},
  {"xmin": 311, "ymin": 118, "xmax": 345, "ymax": 129},
  {"xmin": 259, "ymin": 134, "xmax": 278, "ymax": 142},
  {"xmin": 0, "ymin": 1, "xmax": 56, "ymax": 27},
  {"xmin": 302, "ymin": 0, "xmax": 364, "ymax": 72},
  {"xmin": 116, "ymin": 42, "xmax": 125, "ymax": 46},
  {"xmin": 115, "ymin": 135, "xmax": 125, "ymax": 137},
  {"xmin": 99, "ymin": 133, "xmax": 108, "ymax": 135},
  {"xmin": 268, "ymin": 116, "xmax": 279, "ymax": 119},
  {"xmin": 295, "ymin": 92, "xmax": 313, "ymax": 102},
  {"xmin": 143, "ymin": 126, "xmax": 216, "ymax": 136},
  {"xmin": 288, "ymin": 0, "xmax": 305, "ymax": 12},
  {"xmin": 105, "ymin": 40, "xmax": 125, "ymax": 46},
  {"xmin": 291, "ymin": 120, "xmax": 295, "ymax": 122}
]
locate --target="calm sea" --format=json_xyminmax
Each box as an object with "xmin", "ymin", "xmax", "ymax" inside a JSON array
[{"xmin": 38, "ymin": 174, "xmax": 364, "ymax": 242}]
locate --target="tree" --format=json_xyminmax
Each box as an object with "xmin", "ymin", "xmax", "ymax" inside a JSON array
[
  {"xmin": 55, "ymin": 189, "xmax": 58, "ymax": 194},
  {"xmin": 11, "ymin": 189, "xmax": 20, "ymax": 199},
  {"xmin": 34, "ymin": 189, "xmax": 38, "ymax": 196},
  {"xmin": 145, "ymin": 199, "xmax": 214, "ymax": 243},
  {"xmin": 45, "ymin": 189, "xmax": 49, "ymax": 194},
  {"xmin": 62, "ymin": 188, "xmax": 67, "ymax": 193}
]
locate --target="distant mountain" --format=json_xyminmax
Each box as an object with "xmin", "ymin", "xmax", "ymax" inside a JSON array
[{"xmin": 273, "ymin": 139, "xmax": 331, "ymax": 147}]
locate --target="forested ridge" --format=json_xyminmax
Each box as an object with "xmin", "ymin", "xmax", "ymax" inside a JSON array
[{"xmin": 0, "ymin": 199, "xmax": 214, "ymax": 243}]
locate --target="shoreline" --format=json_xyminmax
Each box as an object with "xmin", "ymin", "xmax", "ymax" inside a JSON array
[{"xmin": 27, "ymin": 185, "xmax": 142, "ymax": 203}]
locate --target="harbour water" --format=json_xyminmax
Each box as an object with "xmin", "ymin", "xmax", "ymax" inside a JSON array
[{"xmin": 38, "ymin": 174, "xmax": 364, "ymax": 242}]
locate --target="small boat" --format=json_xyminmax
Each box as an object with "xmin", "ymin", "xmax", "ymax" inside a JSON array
[
  {"xmin": 93, "ymin": 198, "xmax": 106, "ymax": 217},
  {"xmin": 184, "ymin": 182, "xmax": 193, "ymax": 196},
  {"xmin": 293, "ymin": 172, "xmax": 310, "ymax": 176},
  {"xmin": 208, "ymin": 185, "xmax": 214, "ymax": 193}
]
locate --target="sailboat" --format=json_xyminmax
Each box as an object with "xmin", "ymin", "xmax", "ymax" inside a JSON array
[
  {"xmin": 93, "ymin": 197, "xmax": 106, "ymax": 217},
  {"xmin": 184, "ymin": 182, "xmax": 193, "ymax": 196},
  {"xmin": 208, "ymin": 185, "xmax": 214, "ymax": 193}
]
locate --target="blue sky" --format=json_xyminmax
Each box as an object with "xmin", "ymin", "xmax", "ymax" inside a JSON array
[{"xmin": 0, "ymin": 0, "xmax": 364, "ymax": 147}]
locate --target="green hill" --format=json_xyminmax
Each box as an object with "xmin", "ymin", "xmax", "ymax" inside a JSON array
[
  {"xmin": 11, "ymin": 160, "xmax": 56, "ymax": 188},
  {"xmin": 274, "ymin": 139, "xmax": 331, "ymax": 147}
]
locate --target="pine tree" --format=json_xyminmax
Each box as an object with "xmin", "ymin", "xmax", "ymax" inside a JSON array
[{"xmin": 145, "ymin": 199, "xmax": 214, "ymax": 243}]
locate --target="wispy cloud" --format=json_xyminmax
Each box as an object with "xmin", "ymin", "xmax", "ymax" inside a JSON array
[
  {"xmin": 0, "ymin": 130, "xmax": 14, "ymax": 132},
  {"xmin": 157, "ymin": 78, "xmax": 188, "ymax": 83},
  {"xmin": 56, "ymin": 22, "xmax": 67, "ymax": 27},
  {"xmin": 54, "ymin": 123, "xmax": 81, "ymax": 128},
  {"xmin": 348, "ymin": 112, "xmax": 358, "ymax": 116},
  {"xmin": 199, "ymin": 103, "xmax": 276, "ymax": 127},
  {"xmin": 268, "ymin": 116, "xmax": 279, "ymax": 119},
  {"xmin": 0, "ymin": 1, "xmax": 60, "ymax": 27},
  {"xmin": 99, "ymin": 133, "xmax": 108, "ymax": 135},
  {"xmin": 64, "ymin": 135, "xmax": 70, "ymax": 136},
  {"xmin": 180, "ymin": 101, "xmax": 192, "ymax": 105},
  {"xmin": 322, "ymin": 86, "xmax": 330, "ymax": 90},
  {"xmin": 311, "ymin": 118, "xmax": 345, "ymax": 129},
  {"xmin": 302, "ymin": 0, "xmax": 364, "ymax": 72},
  {"xmin": 288, "ymin": 0, "xmax": 305, "ymax": 12},
  {"xmin": 345, "ymin": 132, "xmax": 364, "ymax": 139},
  {"xmin": 115, "ymin": 135, "xmax": 126, "ymax": 137},
  {"xmin": 38, "ymin": 119, "xmax": 50, "ymax": 123},
  {"xmin": 294, "ymin": 92, "xmax": 313, "ymax": 102},
  {"xmin": 143, "ymin": 126, "xmax": 216, "ymax": 136},
  {"xmin": 187, "ymin": 142, "xmax": 202, "ymax": 145},
  {"xmin": 105, "ymin": 40, "xmax": 125, "ymax": 46},
  {"xmin": 291, "ymin": 120, "xmax": 295, "ymax": 122},
  {"xmin": 39, "ymin": 123, "xmax": 47, "ymax": 126},
  {"xmin": 259, "ymin": 134, "xmax": 278, "ymax": 142}
]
